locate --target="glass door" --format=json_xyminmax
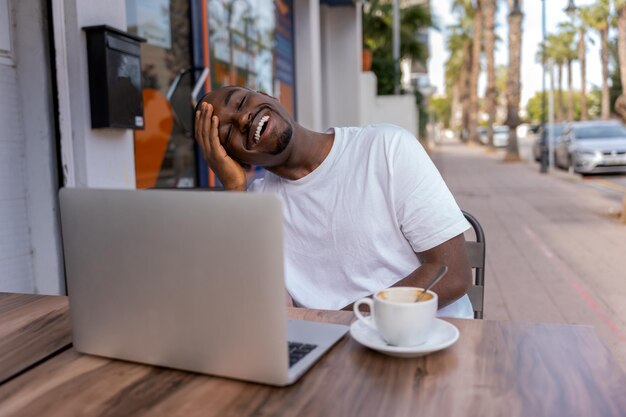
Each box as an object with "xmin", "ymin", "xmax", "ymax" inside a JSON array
[
  {"xmin": 193, "ymin": 0, "xmax": 297, "ymax": 187},
  {"xmin": 126, "ymin": 0, "xmax": 198, "ymax": 188}
]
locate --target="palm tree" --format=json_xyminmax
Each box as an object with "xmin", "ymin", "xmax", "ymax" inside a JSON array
[
  {"xmin": 468, "ymin": 0, "xmax": 483, "ymax": 145},
  {"xmin": 585, "ymin": 0, "xmax": 611, "ymax": 119},
  {"xmin": 615, "ymin": 0, "xmax": 626, "ymax": 120},
  {"xmin": 446, "ymin": 0, "xmax": 475, "ymax": 140},
  {"xmin": 558, "ymin": 23, "xmax": 577, "ymax": 122},
  {"xmin": 483, "ymin": 0, "xmax": 497, "ymax": 150},
  {"xmin": 445, "ymin": 27, "xmax": 472, "ymax": 133},
  {"xmin": 541, "ymin": 33, "xmax": 567, "ymax": 122},
  {"xmin": 577, "ymin": 6, "xmax": 594, "ymax": 120},
  {"xmin": 496, "ymin": 65, "xmax": 508, "ymax": 123},
  {"xmin": 504, "ymin": 0, "xmax": 523, "ymax": 162}
]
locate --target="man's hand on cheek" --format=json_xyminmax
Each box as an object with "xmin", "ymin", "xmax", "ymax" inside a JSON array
[{"xmin": 195, "ymin": 102, "xmax": 247, "ymax": 191}]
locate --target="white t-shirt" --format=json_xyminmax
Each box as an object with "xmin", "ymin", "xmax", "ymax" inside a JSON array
[{"xmin": 250, "ymin": 124, "xmax": 473, "ymax": 318}]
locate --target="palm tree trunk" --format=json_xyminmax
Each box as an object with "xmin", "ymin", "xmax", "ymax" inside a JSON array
[
  {"xmin": 460, "ymin": 49, "xmax": 473, "ymax": 142},
  {"xmin": 567, "ymin": 59, "xmax": 574, "ymax": 122},
  {"xmin": 557, "ymin": 64, "xmax": 564, "ymax": 122},
  {"xmin": 484, "ymin": 0, "xmax": 497, "ymax": 149},
  {"xmin": 616, "ymin": 6, "xmax": 626, "ymax": 121},
  {"xmin": 504, "ymin": 0, "xmax": 522, "ymax": 162},
  {"xmin": 601, "ymin": 28, "xmax": 610, "ymax": 119},
  {"xmin": 468, "ymin": 0, "xmax": 483, "ymax": 145},
  {"xmin": 579, "ymin": 28, "xmax": 588, "ymax": 120},
  {"xmin": 451, "ymin": 82, "xmax": 462, "ymax": 131}
]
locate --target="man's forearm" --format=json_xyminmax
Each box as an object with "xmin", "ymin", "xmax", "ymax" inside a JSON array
[
  {"xmin": 391, "ymin": 262, "xmax": 469, "ymax": 308},
  {"xmin": 342, "ymin": 262, "xmax": 468, "ymax": 311},
  {"xmin": 223, "ymin": 182, "xmax": 247, "ymax": 191},
  {"xmin": 342, "ymin": 234, "xmax": 472, "ymax": 311}
]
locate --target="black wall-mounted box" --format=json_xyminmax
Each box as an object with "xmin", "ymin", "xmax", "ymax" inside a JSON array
[{"xmin": 83, "ymin": 25, "xmax": 145, "ymax": 129}]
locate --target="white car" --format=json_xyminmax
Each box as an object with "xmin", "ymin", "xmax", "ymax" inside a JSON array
[
  {"xmin": 493, "ymin": 126, "xmax": 509, "ymax": 147},
  {"xmin": 555, "ymin": 120, "xmax": 626, "ymax": 174},
  {"xmin": 477, "ymin": 126, "xmax": 509, "ymax": 146}
]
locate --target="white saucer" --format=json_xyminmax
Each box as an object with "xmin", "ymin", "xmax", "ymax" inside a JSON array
[{"xmin": 349, "ymin": 318, "xmax": 460, "ymax": 358}]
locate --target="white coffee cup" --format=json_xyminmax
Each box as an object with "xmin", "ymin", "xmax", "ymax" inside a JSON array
[{"xmin": 353, "ymin": 287, "xmax": 438, "ymax": 347}]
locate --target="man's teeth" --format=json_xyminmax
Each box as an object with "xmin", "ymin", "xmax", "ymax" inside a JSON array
[{"xmin": 254, "ymin": 115, "xmax": 270, "ymax": 143}]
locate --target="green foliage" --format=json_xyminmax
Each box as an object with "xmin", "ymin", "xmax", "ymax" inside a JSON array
[
  {"xmin": 362, "ymin": 0, "xmax": 434, "ymax": 95},
  {"xmin": 414, "ymin": 89, "xmax": 428, "ymax": 138},
  {"xmin": 609, "ymin": 37, "xmax": 623, "ymax": 115},
  {"xmin": 371, "ymin": 50, "xmax": 396, "ymax": 95},
  {"xmin": 444, "ymin": 0, "xmax": 475, "ymax": 91},
  {"xmin": 525, "ymin": 90, "xmax": 601, "ymax": 123},
  {"xmin": 582, "ymin": 0, "xmax": 610, "ymax": 33},
  {"xmin": 428, "ymin": 96, "xmax": 452, "ymax": 128}
]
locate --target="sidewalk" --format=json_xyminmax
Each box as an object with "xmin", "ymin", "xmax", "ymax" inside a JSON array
[{"xmin": 431, "ymin": 140, "xmax": 626, "ymax": 372}]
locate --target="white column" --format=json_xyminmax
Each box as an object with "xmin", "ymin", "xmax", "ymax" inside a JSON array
[
  {"xmin": 293, "ymin": 0, "xmax": 323, "ymax": 131},
  {"xmin": 53, "ymin": 0, "xmax": 136, "ymax": 189},
  {"xmin": 14, "ymin": 0, "xmax": 65, "ymax": 294},
  {"xmin": 320, "ymin": 5, "xmax": 362, "ymax": 129}
]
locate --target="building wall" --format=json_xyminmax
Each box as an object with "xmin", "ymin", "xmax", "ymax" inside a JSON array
[
  {"xmin": 293, "ymin": 0, "xmax": 323, "ymax": 132},
  {"xmin": 0, "ymin": 62, "xmax": 34, "ymax": 292},
  {"xmin": 0, "ymin": 0, "xmax": 63, "ymax": 293},
  {"xmin": 15, "ymin": 0, "xmax": 65, "ymax": 294},
  {"xmin": 320, "ymin": 5, "xmax": 361, "ymax": 129},
  {"xmin": 359, "ymin": 71, "xmax": 418, "ymax": 137},
  {"xmin": 0, "ymin": 0, "xmax": 134, "ymax": 294},
  {"xmin": 53, "ymin": 0, "xmax": 135, "ymax": 189}
]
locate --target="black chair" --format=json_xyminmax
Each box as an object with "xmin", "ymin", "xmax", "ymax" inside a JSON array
[{"xmin": 461, "ymin": 210, "xmax": 486, "ymax": 319}]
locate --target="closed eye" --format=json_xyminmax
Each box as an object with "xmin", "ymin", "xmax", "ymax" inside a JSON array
[
  {"xmin": 226, "ymin": 92, "xmax": 248, "ymax": 144},
  {"xmin": 237, "ymin": 93, "xmax": 247, "ymax": 110}
]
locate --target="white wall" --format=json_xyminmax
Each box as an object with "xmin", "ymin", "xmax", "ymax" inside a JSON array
[
  {"xmin": 359, "ymin": 71, "xmax": 418, "ymax": 137},
  {"xmin": 320, "ymin": 5, "xmax": 362, "ymax": 129},
  {"xmin": 0, "ymin": 63, "xmax": 34, "ymax": 293},
  {"xmin": 53, "ymin": 0, "xmax": 135, "ymax": 188},
  {"xmin": 0, "ymin": 0, "xmax": 64, "ymax": 293},
  {"xmin": 15, "ymin": 0, "xmax": 65, "ymax": 294},
  {"xmin": 0, "ymin": 0, "xmax": 34, "ymax": 293},
  {"xmin": 293, "ymin": 0, "xmax": 323, "ymax": 132}
]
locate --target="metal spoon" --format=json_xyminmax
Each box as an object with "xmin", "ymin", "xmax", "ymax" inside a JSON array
[{"xmin": 416, "ymin": 265, "xmax": 448, "ymax": 302}]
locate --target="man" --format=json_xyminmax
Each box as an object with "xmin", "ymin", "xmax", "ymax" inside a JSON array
[{"xmin": 195, "ymin": 86, "xmax": 473, "ymax": 318}]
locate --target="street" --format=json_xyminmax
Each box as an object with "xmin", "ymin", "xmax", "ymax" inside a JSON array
[{"xmin": 432, "ymin": 137, "xmax": 626, "ymax": 373}]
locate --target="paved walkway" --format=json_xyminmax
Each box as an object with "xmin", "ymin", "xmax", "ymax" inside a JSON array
[{"xmin": 431, "ymin": 139, "xmax": 626, "ymax": 372}]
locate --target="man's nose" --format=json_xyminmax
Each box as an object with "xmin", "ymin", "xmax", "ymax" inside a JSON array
[{"xmin": 234, "ymin": 111, "xmax": 252, "ymax": 131}]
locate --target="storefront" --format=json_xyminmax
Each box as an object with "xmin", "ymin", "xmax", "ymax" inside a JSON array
[
  {"xmin": 0, "ymin": 0, "xmax": 364, "ymax": 295},
  {"xmin": 125, "ymin": 0, "xmax": 296, "ymax": 189}
]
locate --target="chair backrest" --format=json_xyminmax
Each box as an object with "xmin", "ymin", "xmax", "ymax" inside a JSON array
[{"xmin": 461, "ymin": 210, "xmax": 485, "ymax": 319}]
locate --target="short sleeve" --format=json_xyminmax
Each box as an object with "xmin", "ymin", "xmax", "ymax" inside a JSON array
[
  {"xmin": 390, "ymin": 130, "xmax": 470, "ymax": 253},
  {"xmin": 248, "ymin": 177, "xmax": 265, "ymax": 193}
]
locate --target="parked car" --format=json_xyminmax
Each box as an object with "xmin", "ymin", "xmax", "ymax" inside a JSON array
[
  {"xmin": 493, "ymin": 126, "xmax": 509, "ymax": 147},
  {"xmin": 478, "ymin": 127, "xmax": 488, "ymax": 145},
  {"xmin": 554, "ymin": 120, "xmax": 626, "ymax": 174},
  {"xmin": 474, "ymin": 126, "xmax": 509, "ymax": 147},
  {"xmin": 532, "ymin": 123, "xmax": 567, "ymax": 162}
]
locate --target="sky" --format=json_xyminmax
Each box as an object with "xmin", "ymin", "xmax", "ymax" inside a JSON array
[{"xmin": 427, "ymin": 0, "xmax": 603, "ymax": 108}]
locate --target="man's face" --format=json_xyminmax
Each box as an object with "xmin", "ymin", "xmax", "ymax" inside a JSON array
[{"xmin": 201, "ymin": 87, "xmax": 294, "ymax": 167}]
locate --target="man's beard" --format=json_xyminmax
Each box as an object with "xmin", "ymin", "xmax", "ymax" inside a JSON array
[{"xmin": 270, "ymin": 125, "xmax": 293, "ymax": 155}]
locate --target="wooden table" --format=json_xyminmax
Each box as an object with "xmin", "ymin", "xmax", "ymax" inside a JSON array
[
  {"xmin": 0, "ymin": 294, "xmax": 625, "ymax": 417},
  {"xmin": 0, "ymin": 293, "xmax": 71, "ymax": 384}
]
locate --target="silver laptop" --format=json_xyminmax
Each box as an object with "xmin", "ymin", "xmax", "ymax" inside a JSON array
[{"xmin": 59, "ymin": 188, "xmax": 348, "ymax": 386}]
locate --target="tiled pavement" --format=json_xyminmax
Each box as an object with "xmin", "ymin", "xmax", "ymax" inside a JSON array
[{"xmin": 431, "ymin": 139, "xmax": 626, "ymax": 372}]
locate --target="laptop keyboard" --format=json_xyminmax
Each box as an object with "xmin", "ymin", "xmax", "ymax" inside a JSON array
[{"xmin": 288, "ymin": 342, "xmax": 318, "ymax": 367}]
